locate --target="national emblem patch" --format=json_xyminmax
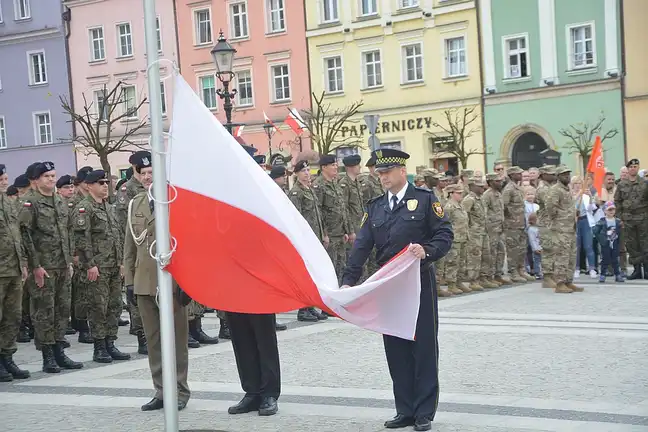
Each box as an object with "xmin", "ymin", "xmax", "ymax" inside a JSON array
[
  {"xmin": 77, "ymin": 217, "xmax": 85, "ymax": 226},
  {"xmin": 432, "ymin": 201, "xmax": 444, "ymax": 218}
]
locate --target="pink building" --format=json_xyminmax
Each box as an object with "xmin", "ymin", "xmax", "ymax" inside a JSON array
[
  {"xmin": 65, "ymin": 0, "xmax": 178, "ymax": 178},
  {"xmin": 175, "ymin": 0, "xmax": 311, "ymax": 162}
]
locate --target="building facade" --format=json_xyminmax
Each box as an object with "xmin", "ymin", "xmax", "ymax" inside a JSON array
[
  {"xmin": 0, "ymin": 0, "xmax": 76, "ymax": 179},
  {"xmin": 622, "ymin": 0, "xmax": 648, "ymax": 166},
  {"xmin": 65, "ymin": 0, "xmax": 178, "ymax": 178},
  {"xmin": 480, "ymin": 0, "xmax": 625, "ymax": 173},
  {"xmin": 305, "ymin": 0, "xmax": 484, "ymax": 174},
  {"xmin": 175, "ymin": 0, "xmax": 311, "ymax": 162}
]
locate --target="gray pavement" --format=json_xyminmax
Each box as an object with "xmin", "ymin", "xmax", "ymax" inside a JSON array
[{"xmin": 1, "ymin": 278, "xmax": 648, "ymax": 432}]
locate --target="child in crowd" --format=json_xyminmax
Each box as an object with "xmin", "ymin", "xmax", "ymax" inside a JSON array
[
  {"xmin": 524, "ymin": 187, "xmax": 540, "ymax": 276},
  {"xmin": 593, "ymin": 202, "xmax": 625, "ymax": 283},
  {"xmin": 526, "ymin": 213, "xmax": 543, "ymax": 280}
]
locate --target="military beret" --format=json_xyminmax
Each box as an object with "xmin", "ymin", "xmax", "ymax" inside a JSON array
[
  {"xmin": 365, "ymin": 156, "xmax": 376, "ymax": 167},
  {"xmin": 84, "ymin": 170, "xmax": 108, "ymax": 184},
  {"xmin": 25, "ymin": 162, "xmax": 42, "ymax": 180},
  {"xmin": 6, "ymin": 185, "xmax": 18, "ymax": 196},
  {"xmin": 626, "ymin": 158, "xmax": 640, "ymax": 168},
  {"xmin": 460, "ymin": 169, "xmax": 474, "ymax": 177},
  {"xmin": 421, "ymin": 168, "xmax": 437, "ymax": 177},
  {"xmin": 506, "ymin": 166, "xmax": 524, "ymax": 175},
  {"xmin": 56, "ymin": 175, "xmax": 75, "ymax": 189},
  {"xmin": 485, "ymin": 173, "xmax": 500, "ymax": 181},
  {"xmin": 555, "ymin": 165, "xmax": 572, "ymax": 175},
  {"xmin": 115, "ymin": 178, "xmax": 127, "ymax": 190},
  {"xmin": 13, "ymin": 174, "xmax": 29, "ymax": 188},
  {"xmin": 342, "ymin": 154, "xmax": 361, "ymax": 167},
  {"xmin": 0, "ymin": 164, "xmax": 5, "ymax": 176},
  {"xmin": 269, "ymin": 165, "xmax": 286, "ymax": 179},
  {"xmin": 319, "ymin": 154, "xmax": 337, "ymax": 166},
  {"xmin": 134, "ymin": 153, "xmax": 152, "ymax": 173},
  {"xmin": 33, "ymin": 161, "xmax": 55, "ymax": 179},
  {"xmin": 129, "ymin": 151, "xmax": 151, "ymax": 165},
  {"xmin": 253, "ymin": 155, "xmax": 266, "ymax": 165},
  {"xmin": 76, "ymin": 166, "xmax": 94, "ymax": 183},
  {"xmin": 293, "ymin": 160, "xmax": 309, "ymax": 173}
]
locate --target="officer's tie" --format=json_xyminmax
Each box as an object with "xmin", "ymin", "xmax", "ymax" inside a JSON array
[{"xmin": 391, "ymin": 195, "xmax": 398, "ymax": 210}]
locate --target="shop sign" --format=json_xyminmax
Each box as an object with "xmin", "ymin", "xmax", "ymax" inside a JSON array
[{"xmin": 340, "ymin": 117, "xmax": 433, "ymax": 138}]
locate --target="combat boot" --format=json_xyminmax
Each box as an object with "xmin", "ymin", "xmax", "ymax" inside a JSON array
[
  {"xmin": 66, "ymin": 321, "xmax": 76, "ymax": 335},
  {"xmin": 458, "ymin": 282, "xmax": 472, "ymax": 293},
  {"xmin": 520, "ymin": 271, "xmax": 536, "ymax": 282},
  {"xmin": 190, "ymin": 318, "xmax": 219, "ymax": 344},
  {"xmin": 468, "ymin": 281, "xmax": 484, "ymax": 291},
  {"xmin": 77, "ymin": 321, "xmax": 93, "ymax": 344},
  {"xmin": 41, "ymin": 345, "xmax": 61, "ymax": 373},
  {"xmin": 627, "ymin": 265, "xmax": 643, "ymax": 280},
  {"xmin": 479, "ymin": 278, "xmax": 499, "ymax": 289},
  {"xmin": 137, "ymin": 333, "xmax": 148, "ymax": 355},
  {"xmin": 105, "ymin": 337, "xmax": 131, "ymax": 360},
  {"xmin": 509, "ymin": 270, "xmax": 527, "ymax": 283},
  {"xmin": 93, "ymin": 339, "xmax": 113, "ymax": 363},
  {"xmin": 565, "ymin": 282, "xmax": 584, "ymax": 292},
  {"xmin": 0, "ymin": 358, "xmax": 13, "ymax": 382},
  {"xmin": 643, "ymin": 263, "xmax": 648, "ymax": 280},
  {"xmin": 187, "ymin": 329, "xmax": 201, "ymax": 348},
  {"xmin": 297, "ymin": 308, "xmax": 318, "ymax": 322},
  {"xmin": 17, "ymin": 326, "xmax": 30, "ymax": 343},
  {"xmin": 489, "ymin": 278, "xmax": 503, "ymax": 287},
  {"xmin": 447, "ymin": 283, "xmax": 464, "ymax": 295},
  {"xmin": 554, "ymin": 283, "xmax": 573, "ymax": 294},
  {"xmin": 1, "ymin": 354, "xmax": 30, "ymax": 379},
  {"xmin": 218, "ymin": 318, "xmax": 231, "ymax": 339},
  {"xmin": 495, "ymin": 275, "xmax": 513, "ymax": 285},
  {"xmin": 310, "ymin": 308, "xmax": 329, "ymax": 320},
  {"xmin": 118, "ymin": 316, "xmax": 129, "ymax": 327},
  {"xmin": 204, "ymin": 307, "xmax": 215, "ymax": 313},
  {"xmin": 437, "ymin": 288, "xmax": 453, "ymax": 297},
  {"xmin": 437, "ymin": 277, "xmax": 447, "ymax": 286},
  {"xmin": 542, "ymin": 274, "xmax": 558, "ymax": 289},
  {"xmin": 59, "ymin": 337, "xmax": 70, "ymax": 349},
  {"xmin": 53, "ymin": 342, "xmax": 83, "ymax": 369}
]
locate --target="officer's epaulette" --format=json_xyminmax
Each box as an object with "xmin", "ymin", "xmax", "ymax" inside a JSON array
[{"xmin": 367, "ymin": 193, "xmax": 385, "ymax": 205}]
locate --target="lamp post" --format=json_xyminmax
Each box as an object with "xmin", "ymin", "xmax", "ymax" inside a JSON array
[
  {"xmin": 263, "ymin": 123, "xmax": 274, "ymax": 161},
  {"xmin": 210, "ymin": 30, "xmax": 237, "ymax": 135}
]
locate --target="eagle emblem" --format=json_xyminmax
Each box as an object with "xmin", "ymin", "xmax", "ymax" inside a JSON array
[{"xmin": 432, "ymin": 201, "xmax": 444, "ymax": 218}]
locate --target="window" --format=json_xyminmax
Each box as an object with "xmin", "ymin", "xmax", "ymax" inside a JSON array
[
  {"xmin": 122, "ymin": 86, "xmax": 137, "ymax": 118},
  {"xmin": 156, "ymin": 17, "xmax": 162, "ymax": 52},
  {"xmin": 336, "ymin": 147, "xmax": 359, "ymax": 166},
  {"xmin": 363, "ymin": 50, "xmax": 382, "ymax": 88},
  {"xmin": 194, "ymin": 9, "xmax": 212, "ymax": 45},
  {"xmin": 117, "ymin": 23, "xmax": 133, "ymax": 57},
  {"xmin": 89, "ymin": 27, "xmax": 105, "ymax": 62},
  {"xmin": 160, "ymin": 82, "xmax": 167, "ymax": 115},
  {"xmin": 199, "ymin": 75, "xmax": 217, "ymax": 110},
  {"xmin": 236, "ymin": 70, "xmax": 253, "ymax": 106},
  {"xmin": 94, "ymin": 90, "xmax": 109, "ymax": 121},
  {"xmin": 14, "ymin": 0, "xmax": 30, "ymax": 20},
  {"xmin": 569, "ymin": 23, "xmax": 595, "ymax": 69},
  {"xmin": 381, "ymin": 141, "xmax": 401, "ymax": 150},
  {"xmin": 0, "ymin": 117, "xmax": 6, "ymax": 149},
  {"xmin": 28, "ymin": 51, "xmax": 47, "ymax": 85},
  {"xmin": 360, "ymin": 0, "xmax": 377, "ymax": 16},
  {"xmin": 324, "ymin": 56, "xmax": 343, "ymax": 93},
  {"xmin": 230, "ymin": 2, "xmax": 249, "ymax": 39},
  {"xmin": 399, "ymin": 0, "xmax": 419, "ymax": 8},
  {"xmin": 322, "ymin": 0, "xmax": 338, "ymax": 22},
  {"xmin": 267, "ymin": 0, "xmax": 285, "ymax": 33},
  {"xmin": 402, "ymin": 43, "xmax": 423, "ymax": 83},
  {"xmin": 271, "ymin": 64, "xmax": 290, "ymax": 102},
  {"xmin": 34, "ymin": 112, "xmax": 52, "ymax": 145},
  {"xmin": 445, "ymin": 37, "xmax": 466, "ymax": 77},
  {"xmin": 504, "ymin": 35, "xmax": 528, "ymax": 78}
]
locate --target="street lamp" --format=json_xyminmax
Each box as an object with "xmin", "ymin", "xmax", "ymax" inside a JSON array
[
  {"xmin": 263, "ymin": 123, "xmax": 275, "ymax": 161},
  {"xmin": 210, "ymin": 30, "xmax": 237, "ymax": 134}
]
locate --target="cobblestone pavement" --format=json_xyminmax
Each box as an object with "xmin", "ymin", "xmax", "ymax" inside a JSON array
[{"xmin": 2, "ymin": 278, "xmax": 647, "ymax": 432}]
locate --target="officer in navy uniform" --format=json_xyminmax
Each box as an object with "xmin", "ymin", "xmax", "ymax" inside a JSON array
[{"xmin": 342, "ymin": 148, "xmax": 453, "ymax": 431}]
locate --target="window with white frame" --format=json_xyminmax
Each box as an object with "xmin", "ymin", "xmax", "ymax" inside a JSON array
[
  {"xmin": 28, "ymin": 51, "xmax": 47, "ymax": 85},
  {"xmin": 156, "ymin": 17, "xmax": 162, "ymax": 52},
  {"xmin": 230, "ymin": 2, "xmax": 249, "ymax": 39},
  {"xmin": 363, "ymin": 50, "xmax": 382, "ymax": 88},
  {"xmin": 117, "ymin": 23, "xmax": 133, "ymax": 57},
  {"xmin": 14, "ymin": 0, "xmax": 30, "ymax": 20},
  {"xmin": 267, "ymin": 0, "xmax": 285, "ymax": 33},
  {"xmin": 89, "ymin": 27, "xmax": 105, "ymax": 61},
  {"xmin": 271, "ymin": 64, "xmax": 290, "ymax": 102},
  {"xmin": 569, "ymin": 23, "xmax": 595, "ymax": 69},
  {"xmin": 160, "ymin": 82, "xmax": 167, "ymax": 115},
  {"xmin": 199, "ymin": 75, "xmax": 217, "ymax": 110},
  {"xmin": 402, "ymin": 43, "xmax": 423, "ymax": 83},
  {"xmin": 121, "ymin": 86, "xmax": 137, "ymax": 118},
  {"xmin": 0, "ymin": 117, "xmax": 6, "ymax": 149},
  {"xmin": 194, "ymin": 9, "xmax": 212, "ymax": 45},
  {"xmin": 503, "ymin": 35, "xmax": 528, "ymax": 78},
  {"xmin": 445, "ymin": 36, "xmax": 466, "ymax": 77},
  {"xmin": 236, "ymin": 70, "xmax": 253, "ymax": 106},
  {"xmin": 399, "ymin": 0, "xmax": 419, "ymax": 8},
  {"xmin": 34, "ymin": 112, "xmax": 52, "ymax": 145},
  {"xmin": 360, "ymin": 0, "xmax": 377, "ymax": 16},
  {"xmin": 94, "ymin": 90, "xmax": 109, "ymax": 121},
  {"xmin": 381, "ymin": 141, "xmax": 401, "ymax": 150},
  {"xmin": 322, "ymin": 0, "xmax": 338, "ymax": 22},
  {"xmin": 325, "ymin": 56, "xmax": 343, "ymax": 93}
]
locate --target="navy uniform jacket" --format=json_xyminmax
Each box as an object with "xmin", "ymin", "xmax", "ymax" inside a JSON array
[{"xmin": 342, "ymin": 183, "xmax": 454, "ymax": 286}]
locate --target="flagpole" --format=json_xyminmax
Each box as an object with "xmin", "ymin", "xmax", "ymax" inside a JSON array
[{"xmin": 143, "ymin": 1, "xmax": 179, "ymax": 431}]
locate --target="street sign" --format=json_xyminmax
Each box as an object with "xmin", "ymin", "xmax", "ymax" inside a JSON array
[
  {"xmin": 368, "ymin": 135, "xmax": 380, "ymax": 152},
  {"xmin": 364, "ymin": 114, "xmax": 380, "ymax": 134}
]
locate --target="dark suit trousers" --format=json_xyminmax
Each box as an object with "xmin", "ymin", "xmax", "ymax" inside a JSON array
[
  {"xmin": 226, "ymin": 312, "xmax": 281, "ymax": 399},
  {"xmin": 382, "ymin": 268, "xmax": 439, "ymax": 420}
]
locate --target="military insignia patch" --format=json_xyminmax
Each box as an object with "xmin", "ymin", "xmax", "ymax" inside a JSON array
[
  {"xmin": 407, "ymin": 199, "xmax": 418, "ymax": 211},
  {"xmin": 78, "ymin": 208, "xmax": 86, "ymax": 213},
  {"xmin": 376, "ymin": 150, "xmax": 383, "ymax": 159},
  {"xmin": 360, "ymin": 212, "xmax": 368, "ymax": 227},
  {"xmin": 77, "ymin": 218, "xmax": 85, "ymax": 226},
  {"xmin": 118, "ymin": 195, "xmax": 126, "ymax": 203},
  {"xmin": 68, "ymin": 202, "xmax": 74, "ymax": 207},
  {"xmin": 432, "ymin": 201, "xmax": 444, "ymax": 218},
  {"xmin": 23, "ymin": 202, "xmax": 32, "ymax": 207}
]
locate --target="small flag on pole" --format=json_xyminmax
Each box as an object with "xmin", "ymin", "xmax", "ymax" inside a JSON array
[
  {"xmin": 233, "ymin": 125, "xmax": 245, "ymax": 137},
  {"xmin": 263, "ymin": 111, "xmax": 281, "ymax": 134},
  {"xmin": 284, "ymin": 108, "xmax": 306, "ymax": 136}
]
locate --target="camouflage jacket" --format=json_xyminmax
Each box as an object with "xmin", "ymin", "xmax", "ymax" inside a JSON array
[
  {"xmin": 116, "ymin": 177, "xmax": 146, "ymax": 229},
  {"xmin": 444, "ymin": 199, "xmax": 468, "ymax": 243},
  {"xmin": 462, "ymin": 192, "xmax": 487, "ymax": 234},
  {"xmin": 535, "ymin": 180, "xmax": 553, "ymax": 228},
  {"xmin": 72, "ymin": 196, "xmax": 123, "ymax": 270},
  {"xmin": 482, "ymin": 188, "xmax": 504, "ymax": 232},
  {"xmin": 289, "ymin": 181, "xmax": 325, "ymax": 241},
  {"xmin": 312, "ymin": 176, "xmax": 350, "ymax": 237},
  {"xmin": 502, "ymin": 181, "xmax": 526, "ymax": 230},
  {"xmin": 338, "ymin": 174, "xmax": 364, "ymax": 234},
  {"xmin": 614, "ymin": 178, "xmax": 648, "ymax": 221},
  {"xmin": 545, "ymin": 182, "xmax": 576, "ymax": 233},
  {"xmin": 434, "ymin": 187, "xmax": 447, "ymax": 206},
  {"xmin": 359, "ymin": 174, "xmax": 383, "ymax": 208},
  {"xmin": 0, "ymin": 193, "xmax": 27, "ymax": 277},
  {"xmin": 18, "ymin": 190, "xmax": 72, "ymax": 270}
]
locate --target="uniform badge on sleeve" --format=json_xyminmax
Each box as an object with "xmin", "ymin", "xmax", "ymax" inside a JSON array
[
  {"xmin": 360, "ymin": 212, "xmax": 368, "ymax": 227},
  {"xmin": 432, "ymin": 201, "xmax": 444, "ymax": 218},
  {"xmin": 23, "ymin": 202, "xmax": 32, "ymax": 207},
  {"xmin": 407, "ymin": 199, "xmax": 418, "ymax": 211},
  {"xmin": 118, "ymin": 195, "xmax": 126, "ymax": 203}
]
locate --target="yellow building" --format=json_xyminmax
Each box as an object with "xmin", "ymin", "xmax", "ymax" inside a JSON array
[
  {"xmin": 622, "ymin": 0, "xmax": 648, "ymax": 165},
  {"xmin": 305, "ymin": 0, "xmax": 484, "ymax": 174}
]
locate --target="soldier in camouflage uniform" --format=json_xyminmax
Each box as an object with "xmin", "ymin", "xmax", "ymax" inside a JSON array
[
  {"xmin": 482, "ymin": 173, "xmax": 511, "ymax": 285},
  {"xmin": 546, "ymin": 166, "xmax": 585, "ymax": 293},
  {"xmin": 502, "ymin": 166, "xmax": 535, "ymax": 282},
  {"xmin": 339, "ymin": 155, "xmax": 364, "ymax": 274},
  {"xmin": 459, "ymin": 169, "xmax": 474, "ymax": 196},
  {"xmin": 0, "ymin": 164, "xmax": 30, "ymax": 381},
  {"xmin": 422, "ymin": 169, "xmax": 447, "ymax": 285},
  {"xmin": 359, "ymin": 157, "xmax": 384, "ymax": 278},
  {"xmin": 56, "ymin": 174, "xmax": 79, "ymax": 338},
  {"xmin": 443, "ymin": 184, "xmax": 469, "ymax": 296},
  {"xmin": 313, "ymin": 154, "xmax": 351, "ymax": 284},
  {"xmin": 18, "ymin": 161, "xmax": 83, "ymax": 373},
  {"xmin": 535, "ymin": 165, "xmax": 558, "ymax": 288},
  {"xmin": 13, "ymin": 172, "xmax": 34, "ymax": 344}
]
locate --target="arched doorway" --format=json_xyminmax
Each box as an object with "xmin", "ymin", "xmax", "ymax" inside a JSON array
[{"xmin": 511, "ymin": 132, "xmax": 548, "ymax": 169}]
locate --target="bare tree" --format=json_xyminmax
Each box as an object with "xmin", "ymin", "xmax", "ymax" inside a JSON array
[
  {"xmin": 298, "ymin": 91, "xmax": 364, "ymax": 155},
  {"xmin": 428, "ymin": 106, "xmax": 483, "ymax": 169},
  {"xmin": 558, "ymin": 113, "xmax": 619, "ymax": 172},
  {"xmin": 60, "ymin": 80, "xmax": 149, "ymax": 195}
]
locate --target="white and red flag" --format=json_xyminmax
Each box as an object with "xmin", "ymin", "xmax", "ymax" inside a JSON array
[
  {"xmin": 284, "ymin": 108, "xmax": 306, "ymax": 136},
  {"xmin": 263, "ymin": 111, "xmax": 281, "ymax": 134},
  {"xmin": 166, "ymin": 75, "xmax": 421, "ymax": 340},
  {"xmin": 233, "ymin": 125, "xmax": 245, "ymax": 137}
]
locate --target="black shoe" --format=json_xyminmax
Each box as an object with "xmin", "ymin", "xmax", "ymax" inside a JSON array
[
  {"xmin": 1, "ymin": 354, "xmax": 30, "ymax": 379},
  {"xmin": 137, "ymin": 333, "xmax": 148, "ymax": 355},
  {"xmin": 17, "ymin": 327, "xmax": 30, "ymax": 343},
  {"xmin": 41, "ymin": 345, "xmax": 61, "ymax": 373},
  {"xmin": 141, "ymin": 398, "xmax": 164, "ymax": 411},
  {"xmin": 384, "ymin": 414, "xmax": 415, "ymax": 429},
  {"xmin": 59, "ymin": 338, "xmax": 71, "ymax": 349},
  {"xmin": 28, "ymin": 327, "xmax": 35, "ymax": 340},
  {"xmin": 218, "ymin": 319, "xmax": 231, "ymax": 339},
  {"xmin": 0, "ymin": 358, "xmax": 13, "ymax": 382},
  {"xmin": 78, "ymin": 330, "xmax": 93, "ymax": 344},
  {"xmin": 204, "ymin": 308, "xmax": 215, "ymax": 313},
  {"xmin": 53, "ymin": 342, "xmax": 83, "ymax": 369},
  {"xmin": 187, "ymin": 331, "xmax": 200, "ymax": 348},
  {"xmin": 643, "ymin": 264, "xmax": 648, "ymax": 280},
  {"xmin": 118, "ymin": 317, "xmax": 130, "ymax": 327},
  {"xmin": 310, "ymin": 308, "xmax": 329, "ymax": 320},
  {"xmin": 275, "ymin": 322, "xmax": 287, "ymax": 331},
  {"xmin": 297, "ymin": 308, "xmax": 318, "ymax": 322},
  {"xmin": 105, "ymin": 337, "xmax": 131, "ymax": 361},
  {"xmin": 178, "ymin": 399, "xmax": 188, "ymax": 411},
  {"xmin": 413, "ymin": 417, "xmax": 432, "ymax": 431},
  {"xmin": 190, "ymin": 318, "xmax": 219, "ymax": 344},
  {"xmin": 93, "ymin": 339, "xmax": 113, "ymax": 363},
  {"xmin": 66, "ymin": 322, "xmax": 77, "ymax": 335},
  {"xmin": 228, "ymin": 395, "xmax": 261, "ymax": 414},
  {"xmin": 628, "ymin": 265, "xmax": 643, "ymax": 280},
  {"xmin": 259, "ymin": 396, "xmax": 278, "ymax": 416}
]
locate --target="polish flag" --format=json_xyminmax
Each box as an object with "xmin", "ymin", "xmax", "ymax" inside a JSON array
[
  {"xmin": 233, "ymin": 125, "xmax": 245, "ymax": 137},
  {"xmin": 284, "ymin": 108, "xmax": 306, "ymax": 136},
  {"xmin": 166, "ymin": 75, "xmax": 422, "ymax": 340},
  {"xmin": 586, "ymin": 135, "xmax": 605, "ymax": 195},
  {"xmin": 263, "ymin": 111, "xmax": 281, "ymax": 134}
]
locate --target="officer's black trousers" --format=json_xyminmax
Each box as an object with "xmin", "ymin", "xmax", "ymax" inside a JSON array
[
  {"xmin": 226, "ymin": 312, "xmax": 281, "ymax": 399},
  {"xmin": 382, "ymin": 268, "xmax": 439, "ymax": 420}
]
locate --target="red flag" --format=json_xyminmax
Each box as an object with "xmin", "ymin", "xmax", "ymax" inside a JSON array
[
  {"xmin": 587, "ymin": 135, "xmax": 605, "ymax": 195},
  {"xmin": 284, "ymin": 108, "xmax": 305, "ymax": 136}
]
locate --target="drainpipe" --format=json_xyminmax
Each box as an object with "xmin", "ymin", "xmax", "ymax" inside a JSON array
[
  {"xmin": 302, "ymin": 0, "xmax": 314, "ymax": 152},
  {"xmin": 172, "ymin": 0, "xmax": 182, "ymax": 72},
  {"xmin": 618, "ymin": 0, "xmax": 628, "ymax": 162},
  {"xmin": 62, "ymin": 5, "xmax": 78, "ymax": 171},
  {"xmin": 474, "ymin": 0, "xmax": 488, "ymax": 172}
]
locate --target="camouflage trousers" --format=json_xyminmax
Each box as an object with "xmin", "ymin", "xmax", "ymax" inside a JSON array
[
  {"xmin": 552, "ymin": 230, "xmax": 576, "ymax": 283},
  {"xmin": 623, "ymin": 219, "xmax": 648, "ymax": 265},
  {"xmin": 505, "ymin": 228, "xmax": 527, "ymax": 273},
  {"xmin": 327, "ymin": 236, "xmax": 347, "ymax": 284},
  {"xmin": 21, "ymin": 280, "xmax": 31, "ymax": 330},
  {"xmin": 29, "ymin": 269, "xmax": 70, "ymax": 345},
  {"xmin": 436, "ymin": 257, "xmax": 446, "ymax": 281},
  {"xmin": 71, "ymin": 266, "xmax": 89, "ymax": 321},
  {"xmin": 467, "ymin": 232, "xmax": 491, "ymax": 281},
  {"xmin": 487, "ymin": 229, "xmax": 506, "ymax": 277},
  {"xmin": 0, "ymin": 276, "xmax": 23, "ymax": 355},
  {"xmin": 87, "ymin": 267, "xmax": 122, "ymax": 340},
  {"xmin": 539, "ymin": 227, "xmax": 554, "ymax": 275},
  {"xmin": 444, "ymin": 241, "xmax": 467, "ymax": 284},
  {"xmin": 188, "ymin": 300, "xmax": 205, "ymax": 321}
]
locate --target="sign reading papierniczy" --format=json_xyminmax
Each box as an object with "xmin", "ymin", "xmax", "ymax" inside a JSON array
[{"xmin": 340, "ymin": 117, "xmax": 434, "ymax": 138}]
